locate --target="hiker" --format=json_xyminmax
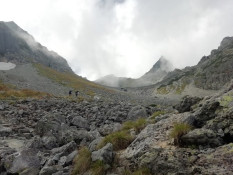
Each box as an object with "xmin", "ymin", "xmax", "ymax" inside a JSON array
[
  {"xmin": 75, "ymin": 90, "xmax": 79, "ymax": 97},
  {"xmin": 69, "ymin": 90, "xmax": 72, "ymax": 96}
]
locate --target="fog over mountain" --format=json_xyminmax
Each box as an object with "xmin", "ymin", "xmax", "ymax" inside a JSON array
[{"xmin": 1, "ymin": 0, "xmax": 233, "ymax": 80}]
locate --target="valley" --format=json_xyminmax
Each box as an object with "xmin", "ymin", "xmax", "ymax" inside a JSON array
[{"xmin": 0, "ymin": 21, "xmax": 233, "ymax": 175}]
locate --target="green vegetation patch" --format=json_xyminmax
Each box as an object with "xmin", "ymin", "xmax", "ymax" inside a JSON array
[
  {"xmin": 97, "ymin": 130, "xmax": 134, "ymax": 151},
  {"xmin": 157, "ymin": 86, "xmax": 169, "ymax": 94},
  {"xmin": 175, "ymin": 81, "xmax": 187, "ymax": 94},
  {"xmin": 150, "ymin": 111, "xmax": 165, "ymax": 120},
  {"xmin": 34, "ymin": 63, "xmax": 113, "ymax": 97},
  {"xmin": 0, "ymin": 79, "xmax": 50, "ymax": 99},
  {"xmin": 220, "ymin": 95, "xmax": 233, "ymax": 107},
  {"xmin": 91, "ymin": 160, "xmax": 106, "ymax": 175},
  {"xmin": 122, "ymin": 118, "xmax": 147, "ymax": 134},
  {"xmin": 72, "ymin": 147, "xmax": 92, "ymax": 175},
  {"xmin": 170, "ymin": 123, "xmax": 192, "ymax": 146}
]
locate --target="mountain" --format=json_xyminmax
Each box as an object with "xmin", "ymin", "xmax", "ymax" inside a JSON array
[
  {"xmin": 143, "ymin": 36, "xmax": 233, "ymax": 96},
  {"xmin": 137, "ymin": 56, "xmax": 173, "ymax": 85},
  {"xmin": 95, "ymin": 57, "xmax": 173, "ymax": 88},
  {"xmin": 0, "ymin": 21, "xmax": 116, "ymax": 98},
  {"xmin": 0, "ymin": 21, "xmax": 72, "ymax": 72},
  {"xmin": 0, "ymin": 22, "xmax": 233, "ymax": 174}
]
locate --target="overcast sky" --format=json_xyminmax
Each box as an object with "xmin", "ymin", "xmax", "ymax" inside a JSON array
[{"xmin": 0, "ymin": 0, "xmax": 233, "ymax": 80}]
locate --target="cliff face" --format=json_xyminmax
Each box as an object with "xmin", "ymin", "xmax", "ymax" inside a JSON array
[
  {"xmin": 0, "ymin": 21, "xmax": 72, "ymax": 73},
  {"xmin": 194, "ymin": 37, "xmax": 233, "ymax": 90},
  {"xmin": 156, "ymin": 36, "xmax": 233, "ymax": 93}
]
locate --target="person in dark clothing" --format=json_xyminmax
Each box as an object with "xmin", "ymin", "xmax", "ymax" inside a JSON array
[
  {"xmin": 69, "ymin": 90, "xmax": 72, "ymax": 96},
  {"xmin": 75, "ymin": 91, "xmax": 79, "ymax": 97}
]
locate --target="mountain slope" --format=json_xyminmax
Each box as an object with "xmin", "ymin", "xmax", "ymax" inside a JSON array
[
  {"xmin": 152, "ymin": 36, "xmax": 233, "ymax": 96},
  {"xmin": 0, "ymin": 21, "xmax": 115, "ymax": 99},
  {"xmin": 96, "ymin": 57, "xmax": 173, "ymax": 88},
  {"xmin": 0, "ymin": 21, "xmax": 72, "ymax": 72}
]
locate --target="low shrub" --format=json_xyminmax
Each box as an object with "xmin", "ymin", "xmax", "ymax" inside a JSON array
[
  {"xmin": 170, "ymin": 123, "xmax": 192, "ymax": 146},
  {"xmin": 72, "ymin": 147, "xmax": 91, "ymax": 175},
  {"xmin": 98, "ymin": 130, "xmax": 134, "ymax": 151}
]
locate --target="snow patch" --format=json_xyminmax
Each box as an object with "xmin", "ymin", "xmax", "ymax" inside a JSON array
[{"xmin": 0, "ymin": 62, "xmax": 16, "ymax": 70}]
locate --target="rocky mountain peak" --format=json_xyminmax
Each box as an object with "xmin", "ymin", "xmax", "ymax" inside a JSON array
[
  {"xmin": 146, "ymin": 56, "xmax": 173, "ymax": 75},
  {"xmin": 218, "ymin": 36, "xmax": 233, "ymax": 50}
]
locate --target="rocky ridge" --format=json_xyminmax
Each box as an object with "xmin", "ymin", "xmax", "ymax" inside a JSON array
[{"xmin": 0, "ymin": 21, "xmax": 72, "ymax": 73}]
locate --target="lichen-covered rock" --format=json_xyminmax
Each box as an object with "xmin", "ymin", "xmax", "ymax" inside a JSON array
[
  {"xmin": 182, "ymin": 128, "xmax": 223, "ymax": 147},
  {"xmin": 91, "ymin": 143, "xmax": 114, "ymax": 165}
]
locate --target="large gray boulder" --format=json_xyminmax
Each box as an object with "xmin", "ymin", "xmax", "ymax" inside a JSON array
[
  {"xmin": 91, "ymin": 143, "xmax": 114, "ymax": 165},
  {"xmin": 174, "ymin": 95, "xmax": 202, "ymax": 113},
  {"xmin": 71, "ymin": 116, "xmax": 90, "ymax": 130},
  {"xmin": 98, "ymin": 123, "xmax": 121, "ymax": 136},
  {"xmin": 127, "ymin": 105, "xmax": 147, "ymax": 120},
  {"xmin": 182, "ymin": 128, "xmax": 223, "ymax": 147},
  {"xmin": 6, "ymin": 149, "xmax": 40, "ymax": 174},
  {"xmin": 89, "ymin": 137, "xmax": 104, "ymax": 152}
]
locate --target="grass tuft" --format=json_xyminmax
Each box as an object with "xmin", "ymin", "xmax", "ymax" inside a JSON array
[
  {"xmin": 122, "ymin": 118, "xmax": 147, "ymax": 134},
  {"xmin": 98, "ymin": 130, "xmax": 134, "ymax": 151},
  {"xmin": 91, "ymin": 160, "xmax": 106, "ymax": 175},
  {"xmin": 72, "ymin": 147, "xmax": 91, "ymax": 175},
  {"xmin": 170, "ymin": 123, "xmax": 192, "ymax": 146},
  {"xmin": 150, "ymin": 111, "xmax": 165, "ymax": 120}
]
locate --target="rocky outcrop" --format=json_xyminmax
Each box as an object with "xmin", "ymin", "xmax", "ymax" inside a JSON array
[{"xmin": 174, "ymin": 95, "xmax": 202, "ymax": 113}]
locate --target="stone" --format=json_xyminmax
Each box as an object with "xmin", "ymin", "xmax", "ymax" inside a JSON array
[
  {"xmin": 0, "ymin": 125, "xmax": 12, "ymax": 137},
  {"xmin": 174, "ymin": 96, "xmax": 202, "ymax": 113},
  {"xmin": 51, "ymin": 141, "xmax": 76, "ymax": 157},
  {"xmin": 91, "ymin": 143, "xmax": 114, "ymax": 165},
  {"xmin": 88, "ymin": 137, "xmax": 103, "ymax": 152},
  {"xmin": 58, "ymin": 156, "xmax": 67, "ymax": 166},
  {"xmin": 98, "ymin": 123, "xmax": 121, "ymax": 136},
  {"xmin": 71, "ymin": 116, "xmax": 90, "ymax": 130},
  {"xmin": 65, "ymin": 150, "xmax": 78, "ymax": 165},
  {"xmin": 42, "ymin": 135, "xmax": 58, "ymax": 149},
  {"xmin": 7, "ymin": 149, "xmax": 40, "ymax": 174},
  {"xmin": 182, "ymin": 128, "xmax": 223, "ymax": 147},
  {"xmin": 0, "ymin": 104, "xmax": 4, "ymax": 110},
  {"xmin": 127, "ymin": 105, "xmax": 147, "ymax": 120},
  {"xmin": 39, "ymin": 165, "xmax": 61, "ymax": 175}
]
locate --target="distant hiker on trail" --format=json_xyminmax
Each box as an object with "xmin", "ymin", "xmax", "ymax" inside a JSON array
[
  {"xmin": 75, "ymin": 90, "xmax": 79, "ymax": 97},
  {"xmin": 69, "ymin": 90, "xmax": 72, "ymax": 96}
]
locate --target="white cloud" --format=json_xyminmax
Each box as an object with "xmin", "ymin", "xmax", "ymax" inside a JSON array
[{"xmin": 0, "ymin": 0, "xmax": 233, "ymax": 80}]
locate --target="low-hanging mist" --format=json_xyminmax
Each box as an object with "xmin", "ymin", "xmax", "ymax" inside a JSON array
[{"xmin": 0, "ymin": 0, "xmax": 233, "ymax": 80}]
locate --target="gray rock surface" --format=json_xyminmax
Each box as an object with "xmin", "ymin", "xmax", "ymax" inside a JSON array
[
  {"xmin": 71, "ymin": 116, "xmax": 89, "ymax": 130},
  {"xmin": 91, "ymin": 143, "xmax": 114, "ymax": 165},
  {"xmin": 127, "ymin": 105, "xmax": 147, "ymax": 120}
]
